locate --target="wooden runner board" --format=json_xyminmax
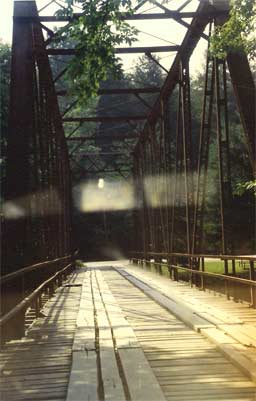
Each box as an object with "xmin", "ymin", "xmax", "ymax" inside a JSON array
[
  {"xmin": 67, "ymin": 266, "xmax": 166, "ymax": 401},
  {"xmin": 72, "ymin": 271, "xmax": 95, "ymax": 351},
  {"xmin": 95, "ymin": 269, "xmax": 140, "ymax": 349},
  {"xmin": 91, "ymin": 270, "xmax": 126, "ymax": 401},
  {"xmin": 66, "ymin": 350, "xmax": 99, "ymax": 401},
  {"xmin": 101, "ymin": 266, "xmax": 256, "ymax": 401}
]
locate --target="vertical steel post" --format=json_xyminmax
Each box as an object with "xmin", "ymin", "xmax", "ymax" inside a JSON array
[
  {"xmin": 214, "ymin": 58, "xmax": 232, "ymax": 273},
  {"xmin": 3, "ymin": 0, "xmax": 38, "ymax": 341},
  {"xmin": 179, "ymin": 59, "xmax": 194, "ymax": 260},
  {"xmin": 3, "ymin": 0, "xmax": 73, "ymax": 342},
  {"xmin": 192, "ymin": 23, "xmax": 214, "ymax": 256},
  {"xmin": 227, "ymin": 54, "xmax": 255, "ymax": 174}
]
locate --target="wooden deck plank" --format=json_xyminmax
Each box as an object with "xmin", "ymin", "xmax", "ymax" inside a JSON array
[
  {"xmin": 95, "ymin": 271, "xmax": 140, "ymax": 349},
  {"xmin": 100, "ymin": 265, "xmax": 256, "ymax": 401},
  {"xmin": 66, "ymin": 350, "xmax": 99, "ymax": 401},
  {"xmin": 0, "ymin": 269, "xmax": 84, "ymax": 401},
  {"xmin": 91, "ymin": 270, "xmax": 126, "ymax": 401},
  {"xmin": 2, "ymin": 262, "xmax": 256, "ymax": 401}
]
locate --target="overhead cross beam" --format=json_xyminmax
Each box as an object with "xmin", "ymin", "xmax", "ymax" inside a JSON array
[
  {"xmin": 67, "ymin": 134, "xmax": 139, "ymax": 140},
  {"xmin": 152, "ymin": 0, "xmax": 208, "ymax": 41},
  {"xmin": 47, "ymin": 46, "xmax": 179, "ymax": 56},
  {"xmin": 78, "ymin": 152, "xmax": 131, "ymax": 157},
  {"xmin": 57, "ymin": 87, "xmax": 161, "ymax": 96},
  {"xmin": 63, "ymin": 116, "xmax": 147, "ymax": 123},
  {"xmin": 14, "ymin": 11, "xmax": 227, "ymax": 23},
  {"xmin": 85, "ymin": 169, "xmax": 131, "ymax": 174},
  {"xmin": 70, "ymin": 153, "xmax": 131, "ymax": 176}
]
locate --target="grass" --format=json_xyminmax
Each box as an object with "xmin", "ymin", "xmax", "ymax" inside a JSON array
[
  {"xmin": 144, "ymin": 259, "xmax": 250, "ymax": 277},
  {"xmin": 203, "ymin": 260, "xmax": 249, "ymax": 275},
  {"xmin": 138, "ymin": 258, "xmax": 252, "ymax": 305}
]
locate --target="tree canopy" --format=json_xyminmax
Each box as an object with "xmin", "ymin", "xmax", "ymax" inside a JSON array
[
  {"xmin": 55, "ymin": 0, "xmax": 140, "ymax": 102},
  {"xmin": 210, "ymin": 0, "xmax": 256, "ymax": 60},
  {"xmin": 56, "ymin": 0, "xmax": 255, "ymax": 105},
  {"xmin": 0, "ymin": 40, "xmax": 11, "ymax": 187}
]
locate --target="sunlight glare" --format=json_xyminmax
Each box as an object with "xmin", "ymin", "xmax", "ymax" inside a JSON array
[{"xmin": 79, "ymin": 179, "xmax": 135, "ymax": 212}]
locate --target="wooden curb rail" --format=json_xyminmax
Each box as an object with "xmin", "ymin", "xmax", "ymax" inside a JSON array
[
  {"xmin": 116, "ymin": 266, "xmax": 256, "ymax": 384},
  {"xmin": 67, "ymin": 268, "xmax": 167, "ymax": 401}
]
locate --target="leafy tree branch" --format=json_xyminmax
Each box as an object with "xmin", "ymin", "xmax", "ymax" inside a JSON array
[
  {"xmin": 235, "ymin": 180, "xmax": 256, "ymax": 196},
  {"xmin": 54, "ymin": 0, "xmax": 144, "ymax": 103},
  {"xmin": 210, "ymin": 0, "xmax": 256, "ymax": 60}
]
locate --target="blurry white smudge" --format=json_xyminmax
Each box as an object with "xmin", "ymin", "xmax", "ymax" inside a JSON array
[
  {"xmin": 144, "ymin": 174, "xmax": 172, "ymax": 208},
  {"xmin": 74, "ymin": 172, "xmax": 217, "ymax": 213},
  {"xmin": 77, "ymin": 179, "xmax": 135, "ymax": 212},
  {"xmin": 143, "ymin": 173, "xmax": 217, "ymax": 208},
  {"xmin": 2, "ymin": 189, "xmax": 61, "ymax": 219},
  {"xmin": 101, "ymin": 246, "xmax": 125, "ymax": 260},
  {"xmin": 98, "ymin": 178, "xmax": 105, "ymax": 189},
  {"xmin": 2, "ymin": 202, "xmax": 25, "ymax": 219}
]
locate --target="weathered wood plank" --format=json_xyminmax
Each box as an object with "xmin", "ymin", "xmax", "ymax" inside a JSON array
[
  {"xmin": 95, "ymin": 271, "xmax": 140, "ymax": 349},
  {"xmin": 118, "ymin": 348, "xmax": 167, "ymax": 401},
  {"xmin": 66, "ymin": 350, "xmax": 99, "ymax": 401},
  {"xmin": 91, "ymin": 271, "xmax": 126, "ymax": 401},
  {"xmin": 101, "ymin": 266, "xmax": 256, "ymax": 400}
]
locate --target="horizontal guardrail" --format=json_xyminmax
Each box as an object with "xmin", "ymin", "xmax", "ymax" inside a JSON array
[
  {"xmin": 130, "ymin": 253, "xmax": 256, "ymax": 308},
  {"xmin": 0, "ymin": 262, "xmax": 73, "ymax": 328},
  {"xmin": 131, "ymin": 251, "xmax": 256, "ymax": 261},
  {"xmin": 0, "ymin": 255, "xmax": 72, "ymax": 284},
  {"xmin": 0, "ymin": 251, "xmax": 79, "ymax": 344}
]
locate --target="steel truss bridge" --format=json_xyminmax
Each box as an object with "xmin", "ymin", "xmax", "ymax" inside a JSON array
[{"xmin": 1, "ymin": 0, "xmax": 255, "ymax": 376}]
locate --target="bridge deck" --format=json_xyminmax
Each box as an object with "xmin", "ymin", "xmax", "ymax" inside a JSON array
[{"xmin": 1, "ymin": 262, "xmax": 256, "ymax": 401}]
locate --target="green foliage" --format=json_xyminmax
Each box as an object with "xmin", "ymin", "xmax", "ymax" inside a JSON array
[
  {"xmin": 210, "ymin": 0, "xmax": 256, "ymax": 60},
  {"xmin": 0, "ymin": 40, "xmax": 11, "ymax": 184},
  {"xmin": 235, "ymin": 180, "xmax": 256, "ymax": 196},
  {"xmin": 129, "ymin": 55, "xmax": 164, "ymax": 87},
  {"xmin": 0, "ymin": 40, "xmax": 11, "ymax": 132},
  {"xmin": 55, "ymin": 0, "xmax": 142, "ymax": 103}
]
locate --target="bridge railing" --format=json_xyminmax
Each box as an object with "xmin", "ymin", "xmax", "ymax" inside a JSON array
[
  {"xmin": 0, "ymin": 251, "xmax": 78, "ymax": 344},
  {"xmin": 130, "ymin": 252, "xmax": 256, "ymax": 308}
]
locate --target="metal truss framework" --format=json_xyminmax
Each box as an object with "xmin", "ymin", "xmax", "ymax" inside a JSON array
[
  {"xmin": 2, "ymin": 0, "xmax": 74, "ymax": 340},
  {"xmin": 131, "ymin": 2, "xmax": 255, "ymax": 268},
  {"xmin": 2, "ymin": 0, "xmax": 256, "ymax": 341}
]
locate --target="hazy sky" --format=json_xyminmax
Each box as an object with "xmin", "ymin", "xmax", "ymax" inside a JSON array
[{"xmin": 0, "ymin": 0, "xmax": 208, "ymax": 76}]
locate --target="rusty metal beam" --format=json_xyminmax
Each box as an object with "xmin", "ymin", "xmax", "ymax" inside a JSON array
[
  {"xmin": 4, "ymin": 0, "xmax": 73, "ymax": 342},
  {"xmin": 78, "ymin": 152, "xmax": 130, "ymax": 156},
  {"xmin": 57, "ymin": 87, "xmax": 161, "ymax": 96},
  {"xmin": 78, "ymin": 169, "xmax": 131, "ymax": 174},
  {"xmin": 177, "ymin": 0, "xmax": 192, "ymax": 12},
  {"xmin": 63, "ymin": 115, "xmax": 147, "ymax": 123},
  {"xmin": 152, "ymin": 0, "xmax": 209, "ymax": 40},
  {"xmin": 14, "ymin": 11, "xmax": 227, "ymax": 23},
  {"xmin": 227, "ymin": 52, "xmax": 255, "ymax": 172},
  {"xmin": 67, "ymin": 134, "xmax": 139, "ymax": 140},
  {"xmin": 134, "ymin": 93, "xmax": 152, "ymax": 109},
  {"xmin": 62, "ymin": 100, "xmax": 78, "ymax": 117},
  {"xmin": 39, "ymin": 22, "xmax": 54, "ymax": 37},
  {"xmin": 47, "ymin": 46, "xmax": 179, "ymax": 56},
  {"xmin": 53, "ymin": 67, "xmax": 68, "ymax": 83},
  {"xmin": 135, "ymin": 1, "xmax": 213, "ymax": 151},
  {"xmin": 145, "ymin": 52, "xmax": 169, "ymax": 73}
]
